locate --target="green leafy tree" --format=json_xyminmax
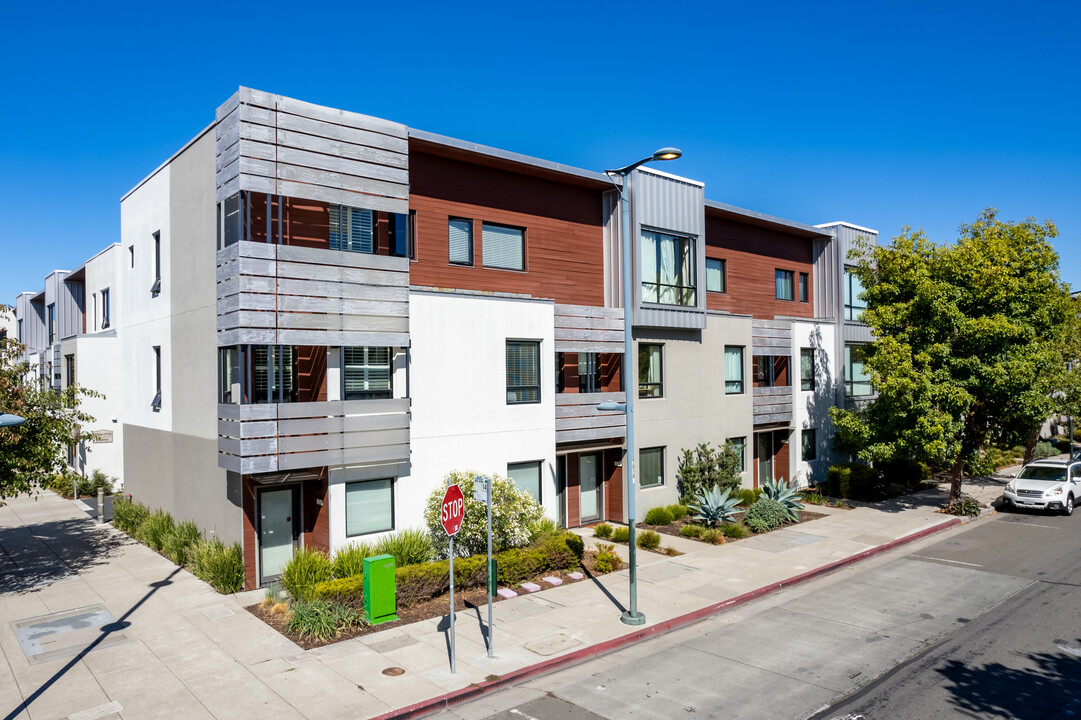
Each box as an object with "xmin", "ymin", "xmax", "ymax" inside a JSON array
[
  {"xmin": 676, "ymin": 442, "xmax": 743, "ymax": 502},
  {"xmin": 423, "ymin": 470, "xmax": 545, "ymax": 558},
  {"xmin": 831, "ymin": 210, "xmax": 1073, "ymax": 503},
  {"xmin": 0, "ymin": 337, "xmax": 100, "ymax": 500}
]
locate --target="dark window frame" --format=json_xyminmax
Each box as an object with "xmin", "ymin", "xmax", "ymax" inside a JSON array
[
  {"xmin": 342, "ymin": 346, "xmax": 394, "ymax": 400},
  {"xmin": 845, "ymin": 344, "xmax": 873, "ymax": 397},
  {"xmin": 151, "ymin": 231, "xmax": 162, "ymax": 296},
  {"xmin": 802, "ymin": 428, "xmax": 817, "ymax": 461},
  {"xmin": 726, "ymin": 436, "xmax": 746, "ymax": 473},
  {"xmin": 152, "ymin": 346, "xmax": 162, "ymax": 411},
  {"xmin": 638, "ymin": 343, "xmax": 664, "ymax": 399},
  {"xmin": 775, "ymin": 269, "xmax": 795, "ymax": 301},
  {"xmin": 844, "ymin": 266, "xmax": 868, "ymax": 321},
  {"xmin": 506, "ymin": 340, "xmax": 541, "ymax": 405},
  {"xmin": 800, "ymin": 347, "xmax": 816, "ymax": 391},
  {"xmin": 705, "ymin": 257, "xmax": 726, "ymax": 294},
  {"xmin": 640, "ymin": 229, "xmax": 697, "ymax": 307},
  {"xmin": 481, "ymin": 222, "xmax": 527, "ymax": 272},
  {"xmin": 799, "ymin": 272, "xmax": 809, "ymax": 303},
  {"xmin": 639, "ymin": 446, "xmax": 665, "ymax": 488},
  {"xmin": 448, "ymin": 217, "xmax": 474, "ymax": 266},
  {"xmin": 725, "ymin": 346, "xmax": 745, "ymax": 394}
]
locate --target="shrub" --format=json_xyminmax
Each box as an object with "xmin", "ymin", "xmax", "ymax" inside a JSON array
[
  {"xmin": 663, "ymin": 546, "xmax": 680, "ymax": 556},
  {"xmin": 376, "ymin": 528, "xmax": 434, "ymax": 568},
  {"xmin": 497, "ymin": 548, "xmax": 543, "ymax": 584},
  {"xmin": 636, "ymin": 530, "xmax": 661, "ymax": 550},
  {"xmin": 719, "ymin": 522, "xmax": 750, "ymax": 540},
  {"xmin": 593, "ymin": 543, "xmax": 620, "ymax": 574},
  {"xmin": 946, "ymin": 494, "xmax": 981, "ymax": 517},
  {"xmin": 643, "ymin": 506, "xmax": 674, "ymax": 526},
  {"xmin": 1033, "ymin": 441, "xmax": 1058, "ymax": 460},
  {"xmin": 528, "ymin": 517, "xmax": 559, "ymax": 542},
  {"xmin": 280, "ymin": 548, "xmax": 333, "ymax": 603},
  {"xmin": 190, "ymin": 539, "xmax": 244, "ymax": 594},
  {"xmin": 312, "ymin": 575, "xmax": 365, "ymax": 610},
  {"xmin": 666, "ymin": 504, "xmax": 689, "ymax": 521},
  {"xmin": 689, "ymin": 486, "xmax": 741, "ymax": 526},
  {"xmin": 801, "ymin": 490, "xmax": 826, "ymax": 505},
  {"xmin": 46, "ymin": 470, "xmax": 115, "ymax": 499},
  {"xmin": 878, "ymin": 458, "xmax": 931, "ymax": 486},
  {"xmin": 561, "ymin": 533, "xmax": 585, "ymax": 561},
  {"xmin": 534, "ymin": 533, "xmax": 581, "ymax": 570},
  {"xmin": 760, "ymin": 477, "xmax": 804, "ymax": 522},
  {"xmin": 289, "ymin": 599, "xmax": 363, "ymax": 641},
  {"xmin": 396, "ymin": 561, "xmax": 450, "ymax": 607},
  {"xmin": 593, "ymin": 523, "xmax": 613, "ymax": 539},
  {"xmin": 261, "ymin": 583, "xmax": 286, "ymax": 609},
  {"xmin": 677, "ymin": 442, "xmax": 743, "ymax": 501},
  {"xmin": 424, "ymin": 472, "xmax": 545, "ymax": 558},
  {"xmin": 744, "ymin": 497, "xmax": 789, "ymax": 533},
  {"xmin": 738, "ymin": 488, "xmax": 763, "ymax": 507},
  {"xmin": 136, "ymin": 510, "xmax": 175, "ymax": 552},
  {"xmin": 112, "ymin": 495, "xmax": 149, "ymax": 535},
  {"xmin": 332, "ymin": 542, "xmax": 374, "ymax": 580},
  {"xmin": 611, "ymin": 526, "xmax": 630, "ymax": 543},
  {"xmin": 680, "ymin": 524, "xmax": 703, "ymax": 538},
  {"xmin": 162, "ymin": 521, "xmax": 200, "ymax": 566},
  {"xmin": 699, "ymin": 528, "xmax": 726, "ymax": 545},
  {"xmin": 827, "ymin": 462, "xmax": 880, "ymax": 500}
]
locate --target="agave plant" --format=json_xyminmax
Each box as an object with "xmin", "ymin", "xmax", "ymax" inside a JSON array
[
  {"xmin": 690, "ymin": 486, "xmax": 742, "ymax": 527},
  {"xmin": 761, "ymin": 477, "xmax": 804, "ymax": 522}
]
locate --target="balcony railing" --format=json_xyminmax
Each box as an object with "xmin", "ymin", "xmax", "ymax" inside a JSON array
[
  {"xmin": 218, "ymin": 398, "xmax": 409, "ymax": 474},
  {"xmin": 556, "ymin": 392, "xmax": 627, "ymax": 444},
  {"xmin": 753, "ymin": 385, "xmax": 792, "ymax": 426}
]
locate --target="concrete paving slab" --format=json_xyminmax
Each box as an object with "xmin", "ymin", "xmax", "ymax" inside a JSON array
[{"xmin": 183, "ymin": 663, "xmax": 293, "ymax": 718}]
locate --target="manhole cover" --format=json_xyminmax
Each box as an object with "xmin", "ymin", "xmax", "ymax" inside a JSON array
[
  {"xmin": 12, "ymin": 604, "xmax": 130, "ymax": 665},
  {"xmin": 381, "ymin": 667, "xmax": 406, "ymax": 676}
]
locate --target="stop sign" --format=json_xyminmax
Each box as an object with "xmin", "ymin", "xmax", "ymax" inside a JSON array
[{"xmin": 440, "ymin": 484, "xmax": 466, "ymax": 536}]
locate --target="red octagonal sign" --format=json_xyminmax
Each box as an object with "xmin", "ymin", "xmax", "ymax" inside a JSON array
[{"xmin": 440, "ymin": 484, "xmax": 466, "ymax": 536}]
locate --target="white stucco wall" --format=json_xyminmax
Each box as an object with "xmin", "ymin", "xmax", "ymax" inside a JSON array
[
  {"xmin": 68, "ymin": 334, "xmax": 125, "ymax": 486},
  {"xmin": 792, "ymin": 320, "xmax": 837, "ymax": 487}
]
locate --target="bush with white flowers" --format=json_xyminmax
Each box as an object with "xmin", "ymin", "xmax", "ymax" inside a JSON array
[{"xmin": 424, "ymin": 470, "xmax": 545, "ymax": 558}]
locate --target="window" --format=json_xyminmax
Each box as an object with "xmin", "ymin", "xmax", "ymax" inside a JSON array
[
  {"xmin": 152, "ymin": 346, "xmax": 162, "ymax": 411},
  {"xmin": 726, "ymin": 437, "xmax": 746, "ymax": 473},
  {"xmin": 449, "ymin": 218, "xmax": 473, "ymax": 265},
  {"xmin": 343, "ymin": 347, "xmax": 392, "ymax": 399},
  {"xmin": 754, "ymin": 356, "xmax": 787, "ymax": 387},
  {"xmin": 775, "ymin": 270, "xmax": 794, "ymax": 301},
  {"xmin": 223, "ymin": 194, "xmax": 240, "ymax": 247},
  {"xmin": 129, "ymin": 245, "xmax": 134, "ymax": 268},
  {"xmin": 101, "ymin": 289, "xmax": 110, "ymax": 329},
  {"xmin": 800, "ymin": 348, "xmax": 815, "ymax": 391},
  {"xmin": 47, "ymin": 304, "xmax": 55, "ymax": 344},
  {"xmin": 17, "ymin": 319, "xmax": 22, "ymax": 343},
  {"xmin": 706, "ymin": 258, "xmax": 726, "ymax": 293},
  {"xmin": 508, "ymin": 461, "xmax": 542, "ymax": 502},
  {"xmin": 799, "ymin": 272, "xmax": 809, "ymax": 303},
  {"xmin": 578, "ymin": 352, "xmax": 601, "ymax": 393},
  {"xmin": 151, "ymin": 231, "xmax": 161, "ymax": 295},
  {"xmin": 253, "ymin": 346, "xmax": 296, "ymax": 404},
  {"xmin": 638, "ymin": 344, "xmax": 663, "ymax": 398},
  {"xmin": 802, "ymin": 429, "xmax": 817, "ymax": 461},
  {"xmin": 640, "ymin": 447, "xmax": 664, "ymax": 488},
  {"xmin": 329, "ymin": 204, "xmax": 374, "ymax": 253},
  {"xmin": 845, "ymin": 345, "xmax": 873, "ymax": 397},
  {"xmin": 482, "ymin": 223, "xmax": 525, "ymax": 271},
  {"xmin": 725, "ymin": 346, "xmax": 744, "ymax": 394},
  {"xmin": 641, "ymin": 230, "xmax": 696, "ymax": 306},
  {"xmin": 407, "ymin": 210, "xmax": 417, "ymax": 260},
  {"xmin": 844, "ymin": 266, "xmax": 867, "ymax": 321},
  {"xmin": 506, "ymin": 340, "xmax": 540, "ymax": 404},
  {"xmin": 219, "ymin": 347, "xmax": 236, "ymax": 403},
  {"xmin": 65, "ymin": 354, "xmax": 75, "ymax": 388},
  {"xmin": 345, "ymin": 479, "xmax": 394, "ymax": 536}
]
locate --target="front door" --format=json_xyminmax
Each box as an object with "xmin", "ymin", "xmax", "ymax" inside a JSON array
[
  {"xmin": 579, "ymin": 453, "xmax": 602, "ymax": 522},
  {"xmin": 757, "ymin": 433, "xmax": 773, "ymax": 486},
  {"xmin": 258, "ymin": 486, "xmax": 299, "ymax": 585}
]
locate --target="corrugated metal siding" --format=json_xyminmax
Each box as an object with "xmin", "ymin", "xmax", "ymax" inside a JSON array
[
  {"xmin": 15, "ymin": 294, "xmax": 46, "ymax": 354},
  {"xmin": 59, "ymin": 278, "xmax": 83, "ymax": 340},
  {"xmin": 842, "ymin": 322, "xmax": 875, "ymax": 343}
]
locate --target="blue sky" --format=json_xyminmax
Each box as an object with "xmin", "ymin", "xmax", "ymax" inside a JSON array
[{"xmin": 2, "ymin": 0, "xmax": 1078, "ymax": 301}]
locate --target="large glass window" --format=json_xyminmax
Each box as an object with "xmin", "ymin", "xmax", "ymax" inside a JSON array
[
  {"xmin": 449, "ymin": 218, "xmax": 473, "ymax": 265},
  {"xmin": 346, "ymin": 478, "xmax": 394, "ymax": 536},
  {"xmin": 844, "ymin": 266, "xmax": 867, "ymax": 321},
  {"xmin": 845, "ymin": 345, "xmax": 873, "ymax": 397},
  {"xmin": 507, "ymin": 340, "xmax": 540, "ymax": 404},
  {"xmin": 640, "ymin": 447, "xmax": 664, "ymax": 488},
  {"xmin": 802, "ymin": 429, "xmax": 817, "ymax": 461},
  {"xmin": 329, "ymin": 204, "xmax": 374, "ymax": 253},
  {"xmin": 775, "ymin": 270, "xmax": 794, "ymax": 301},
  {"xmin": 638, "ymin": 344, "xmax": 663, "ymax": 398},
  {"xmin": 800, "ymin": 348, "xmax": 815, "ymax": 391},
  {"xmin": 253, "ymin": 346, "xmax": 296, "ymax": 404},
  {"xmin": 343, "ymin": 347, "xmax": 392, "ymax": 399},
  {"xmin": 706, "ymin": 258, "xmax": 726, "ymax": 293},
  {"xmin": 641, "ymin": 230, "xmax": 696, "ymax": 306},
  {"xmin": 726, "ymin": 436, "xmax": 746, "ymax": 472},
  {"xmin": 482, "ymin": 223, "xmax": 525, "ymax": 271},
  {"xmin": 508, "ymin": 461, "xmax": 542, "ymax": 502},
  {"xmin": 725, "ymin": 346, "xmax": 744, "ymax": 394}
]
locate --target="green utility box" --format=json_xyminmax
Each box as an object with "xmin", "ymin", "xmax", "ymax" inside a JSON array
[
  {"xmin": 487, "ymin": 558, "xmax": 497, "ymax": 595},
  {"xmin": 363, "ymin": 554, "xmax": 398, "ymax": 625}
]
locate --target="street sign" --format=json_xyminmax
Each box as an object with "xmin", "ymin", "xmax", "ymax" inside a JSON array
[
  {"xmin": 473, "ymin": 476, "xmax": 488, "ymax": 502},
  {"xmin": 441, "ymin": 484, "xmax": 465, "ymax": 536}
]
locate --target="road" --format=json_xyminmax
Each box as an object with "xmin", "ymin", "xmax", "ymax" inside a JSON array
[{"xmin": 435, "ymin": 509, "xmax": 1081, "ymax": 720}]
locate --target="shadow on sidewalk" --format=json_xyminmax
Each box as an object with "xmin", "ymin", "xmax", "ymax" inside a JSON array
[
  {"xmin": 581, "ymin": 566, "xmax": 627, "ymax": 614},
  {"xmin": 0, "ymin": 518, "xmax": 129, "ymax": 594},
  {"xmin": 3, "ymin": 567, "xmax": 182, "ymax": 720}
]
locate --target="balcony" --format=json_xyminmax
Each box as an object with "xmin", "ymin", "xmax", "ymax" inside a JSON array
[
  {"xmin": 556, "ymin": 392, "xmax": 627, "ymax": 444},
  {"xmin": 753, "ymin": 386, "xmax": 792, "ymax": 426},
  {"xmin": 218, "ymin": 398, "xmax": 409, "ymax": 474}
]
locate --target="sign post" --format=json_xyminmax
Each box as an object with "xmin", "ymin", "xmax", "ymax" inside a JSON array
[
  {"xmin": 474, "ymin": 475, "xmax": 494, "ymax": 657},
  {"xmin": 440, "ymin": 484, "xmax": 465, "ymax": 673}
]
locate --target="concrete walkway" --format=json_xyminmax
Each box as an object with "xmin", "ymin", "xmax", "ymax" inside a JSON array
[{"xmin": 0, "ymin": 477, "xmax": 1007, "ymax": 720}]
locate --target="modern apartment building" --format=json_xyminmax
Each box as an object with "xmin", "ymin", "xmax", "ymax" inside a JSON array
[{"xmin": 13, "ymin": 88, "xmax": 875, "ymax": 588}]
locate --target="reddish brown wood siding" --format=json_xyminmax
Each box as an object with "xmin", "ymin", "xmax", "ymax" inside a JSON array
[
  {"xmin": 242, "ymin": 476, "xmax": 257, "ymax": 590},
  {"xmin": 409, "ymin": 151, "xmax": 605, "ymax": 305},
  {"xmin": 604, "ymin": 449, "xmax": 624, "ymax": 523},
  {"xmin": 303, "ymin": 470, "xmax": 329, "ymax": 552},
  {"xmin": 775, "ymin": 431, "xmax": 791, "ymax": 485},
  {"xmin": 295, "ymin": 346, "xmax": 327, "ymax": 402},
  {"xmin": 567, "ymin": 456, "xmax": 580, "ymax": 528},
  {"xmin": 704, "ymin": 215, "xmax": 814, "ymax": 319}
]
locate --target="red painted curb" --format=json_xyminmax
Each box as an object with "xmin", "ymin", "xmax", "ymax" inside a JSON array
[{"xmin": 371, "ymin": 516, "xmax": 963, "ymax": 720}]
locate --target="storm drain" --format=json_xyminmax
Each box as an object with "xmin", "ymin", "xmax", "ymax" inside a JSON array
[{"xmin": 12, "ymin": 604, "xmax": 130, "ymax": 665}]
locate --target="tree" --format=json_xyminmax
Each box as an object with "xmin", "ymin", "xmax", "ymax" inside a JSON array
[
  {"xmin": 677, "ymin": 442, "xmax": 743, "ymax": 502},
  {"xmin": 831, "ymin": 209, "xmax": 1074, "ymax": 503},
  {"xmin": 0, "ymin": 337, "xmax": 100, "ymax": 500}
]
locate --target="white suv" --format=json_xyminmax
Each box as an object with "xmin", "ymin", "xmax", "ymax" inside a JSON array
[{"xmin": 1003, "ymin": 459, "xmax": 1079, "ymax": 515}]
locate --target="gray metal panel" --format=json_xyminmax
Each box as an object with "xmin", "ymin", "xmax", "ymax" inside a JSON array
[{"xmin": 842, "ymin": 322, "xmax": 875, "ymax": 343}]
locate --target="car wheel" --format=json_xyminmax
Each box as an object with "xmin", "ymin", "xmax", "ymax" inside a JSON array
[{"xmin": 1064, "ymin": 495, "xmax": 1074, "ymax": 517}]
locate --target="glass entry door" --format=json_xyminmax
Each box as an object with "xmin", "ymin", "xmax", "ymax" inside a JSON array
[
  {"xmin": 579, "ymin": 453, "xmax": 602, "ymax": 522},
  {"xmin": 259, "ymin": 486, "xmax": 299, "ymax": 585}
]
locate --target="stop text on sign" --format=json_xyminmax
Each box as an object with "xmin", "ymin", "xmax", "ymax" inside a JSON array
[
  {"xmin": 442, "ymin": 498, "xmax": 463, "ymax": 523},
  {"xmin": 441, "ymin": 484, "xmax": 466, "ymax": 536}
]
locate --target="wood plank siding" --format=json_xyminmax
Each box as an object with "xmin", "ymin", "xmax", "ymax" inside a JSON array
[
  {"xmin": 704, "ymin": 213, "xmax": 815, "ymax": 319},
  {"xmin": 408, "ymin": 150, "xmax": 606, "ymax": 305}
]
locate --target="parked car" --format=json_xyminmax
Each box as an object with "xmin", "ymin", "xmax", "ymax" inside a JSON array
[{"xmin": 1002, "ymin": 458, "xmax": 1080, "ymax": 515}]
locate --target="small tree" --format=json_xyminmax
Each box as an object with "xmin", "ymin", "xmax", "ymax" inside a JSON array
[
  {"xmin": 677, "ymin": 442, "xmax": 742, "ymax": 503},
  {"xmin": 424, "ymin": 470, "xmax": 545, "ymax": 558}
]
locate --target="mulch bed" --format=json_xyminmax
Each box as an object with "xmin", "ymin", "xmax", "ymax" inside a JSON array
[
  {"xmin": 642, "ymin": 508, "xmax": 828, "ymax": 545},
  {"xmin": 245, "ymin": 552, "xmax": 618, "ymax": 650}
]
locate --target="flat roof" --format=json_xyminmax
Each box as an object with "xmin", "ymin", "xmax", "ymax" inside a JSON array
[{"xmin": 706, "ymin": 200, "xmax": 831, "ymax": 239}]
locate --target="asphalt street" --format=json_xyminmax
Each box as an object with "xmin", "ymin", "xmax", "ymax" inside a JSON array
[{"xmin": 436, "ymin": 509, "xmax": 1080, "ymax": 720}]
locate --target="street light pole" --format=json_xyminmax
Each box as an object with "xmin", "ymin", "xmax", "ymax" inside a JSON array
[{"xmin": 604, "ymin": 148, "xmax": 681, "ymax": 627}]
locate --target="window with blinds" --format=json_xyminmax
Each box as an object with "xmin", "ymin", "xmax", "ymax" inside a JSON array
[
  {"xmin": 449, "ymin": 218, "xmax": 473, "ymax": 265},
  {"xmin": 506, "ymin": 340, "xmax": 540, "ymax": 404},
  {"xmin": 252, "ymin": 346, "xmax": 296, "ymax": 404},
  {"xmin": 482, "ymin": 223, "xmax": 524, "ymax": 271},
  {"xmin": 329, "ymin": 205, "xmax": 374, "ymax": 253},
  {"xmin": 343, "ymin": 347, "xmax": 392, "ymax": 399},
  {"xmin": 345, "ymin": 478, "xmax": 394, "ymax": 536}
]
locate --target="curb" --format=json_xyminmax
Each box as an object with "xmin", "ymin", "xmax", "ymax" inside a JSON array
[{"xmin": 371, "ymin": 516, "xmax": 964, "ymax": 720}]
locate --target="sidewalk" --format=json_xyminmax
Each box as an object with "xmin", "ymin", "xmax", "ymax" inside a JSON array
[{"xmin": 0, "ymin": 477, "xmax": 1005, "ymax": 720}]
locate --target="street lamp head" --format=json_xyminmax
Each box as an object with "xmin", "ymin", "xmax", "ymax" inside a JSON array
[
  {"xmin": 652, "ymin": 147, "xmax": 682, "ymax": 162},
  {"xmin": 0, "ymin": 413, "xmax": 26, "ymax": 428}
]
